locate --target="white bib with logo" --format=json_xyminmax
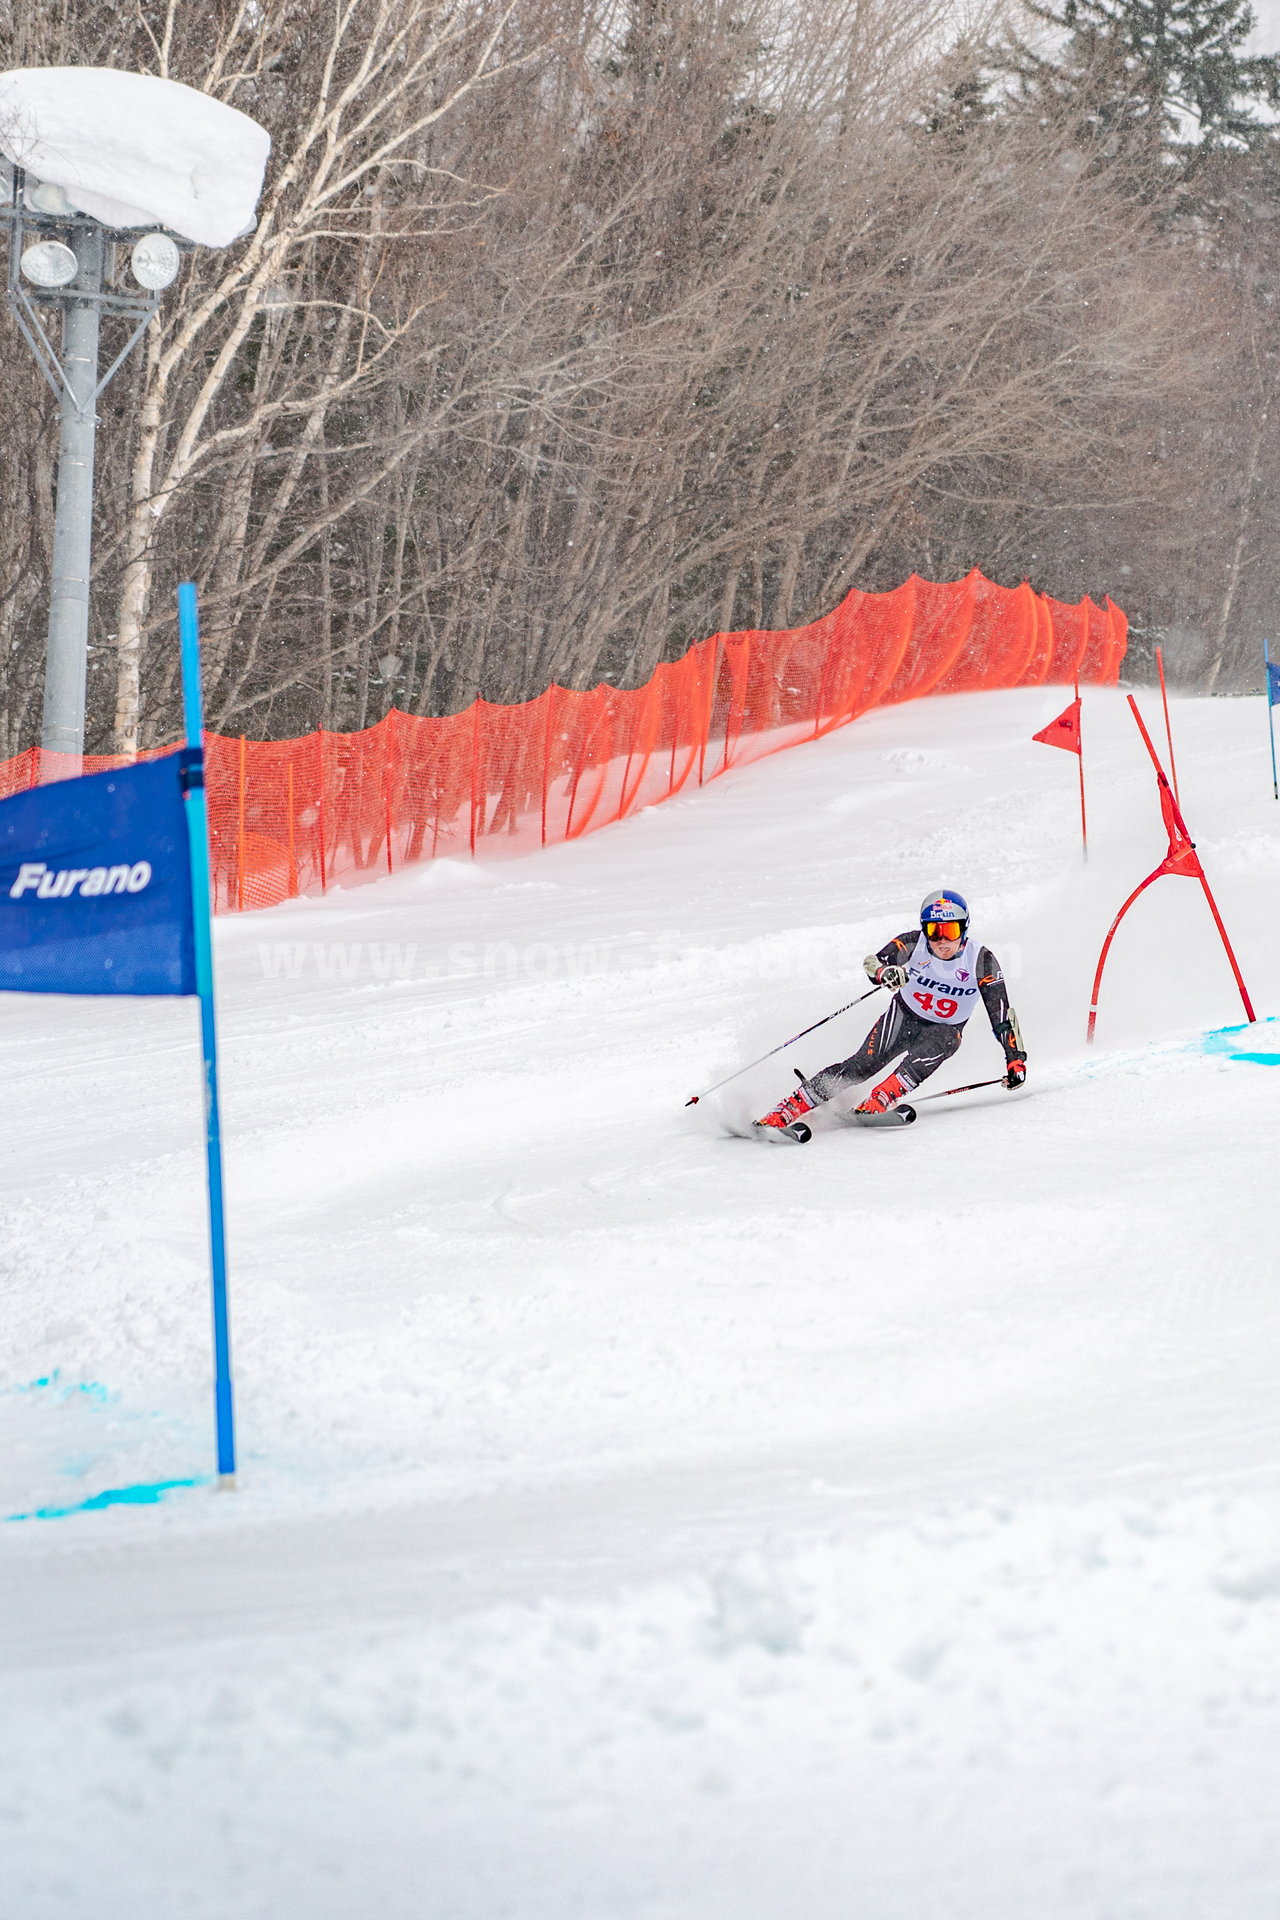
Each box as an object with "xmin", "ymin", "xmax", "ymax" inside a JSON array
[{"xmin": 903, "ymin": 932, "xmax": 981, "ymax": 1026}]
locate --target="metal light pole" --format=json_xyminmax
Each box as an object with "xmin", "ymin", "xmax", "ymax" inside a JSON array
[
  {"xmin": 42, "ymin": 222, "xmax": 102, "ymax": 763},
  {"xmin": 2, "ymin": 168, "xmax": 171, "ymax": 779}
]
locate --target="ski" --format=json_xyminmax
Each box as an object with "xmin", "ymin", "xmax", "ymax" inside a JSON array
[
  {"xmin": 720, "ymin": 1117, "xmax": 813, "ymax": 1144},
  {"xmin": 752, "ymin": 1119, "xmax": 813, "ymax": 1144},
  {"xmin": 722, "ymin": 1077, "xmax": 1018, "ymax": 1142}
]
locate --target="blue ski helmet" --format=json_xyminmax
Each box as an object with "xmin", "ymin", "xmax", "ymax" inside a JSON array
[{"xmin": 920, "ymin": 889, "xmax": 968, "ymax": 934}]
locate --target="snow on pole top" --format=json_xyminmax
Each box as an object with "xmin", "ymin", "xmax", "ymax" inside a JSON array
[{"xmin": 0, "ymin": 68, "xmax": 270, "ymax": 248}]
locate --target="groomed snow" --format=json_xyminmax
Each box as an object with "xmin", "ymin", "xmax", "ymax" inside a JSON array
[{"xmin": 2, "ymin": 684, "xmax": 1279, "ymax": 1917}]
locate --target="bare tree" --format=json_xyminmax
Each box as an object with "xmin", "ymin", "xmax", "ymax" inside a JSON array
[
  {"xmin": 103, "ymin": 0, "xmax": 552, "ymax": 753},
  {"xmin": 0, "ymin": 0, "xmax": 1235, "ymax": 751}
]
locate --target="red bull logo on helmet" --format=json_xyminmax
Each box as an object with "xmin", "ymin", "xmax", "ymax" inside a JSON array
[{"xmin": 920, "ymin": 889, "xmax": 968, "ymax": 926}]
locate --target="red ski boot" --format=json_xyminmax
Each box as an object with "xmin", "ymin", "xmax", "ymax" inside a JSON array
[
  {"xmin": 751, "ymin": 1084, "xmax": 816, "ymax": 1144},
  {"xmin": 852, "ymin": 1071, "xmax": 916, "ymax": 1128}
]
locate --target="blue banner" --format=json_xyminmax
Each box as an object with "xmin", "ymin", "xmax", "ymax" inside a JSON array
[
  {"xmin": 1268, "ymin": 660, "xmax": 1280, "ymax": 707},
  {"xmin": 0, "ymin": 754, "xmax": 196, "ymax": 995}
]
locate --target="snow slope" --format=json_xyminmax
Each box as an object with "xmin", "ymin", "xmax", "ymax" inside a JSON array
[{"xmin": 2, "ymin": 685, "xmax": 1279, "ymax": 1919}]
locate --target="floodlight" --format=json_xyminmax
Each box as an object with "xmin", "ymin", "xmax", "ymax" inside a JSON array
[
  {"xmin": 0, "ymin": 63, "xmax": 269, "ymax": 768},
  {"xmin": 130, "ymin": 232, "xmax": 180, "ymax": 291},
  {"xmin": 20, "ymin": 239, "xmax": 78, "ymax": 288},
  {"xmin": 24, "ymin": 178, "xmax": 74, "ymax": 217}
]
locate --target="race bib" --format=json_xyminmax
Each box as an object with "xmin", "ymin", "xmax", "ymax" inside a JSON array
[{"xmin": 904, "ymin": 933, "xmax": 982, "ymax": 1026}]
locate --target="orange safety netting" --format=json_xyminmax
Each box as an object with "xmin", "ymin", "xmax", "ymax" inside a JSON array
[{"xmin": 0, "ymin": 570, "xmax": 1125, "ymax": 912}]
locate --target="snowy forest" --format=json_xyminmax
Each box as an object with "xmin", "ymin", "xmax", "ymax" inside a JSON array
[{"xmin": 1, "ymin": 0, "xmax": 1279, "ymax": 754}]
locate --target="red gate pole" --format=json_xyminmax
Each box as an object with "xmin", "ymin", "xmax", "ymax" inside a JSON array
[
  {"xmin": 1128, "ymin": 696, "xmax": 1255, "ymax": 1025},
  {"xmin": 1156, "ymin": 645, "xmax": 1179, "ymax": 805},
  {"xmin": 1195, "ymin": 865, "xmax": 1256, "ymax": 1023},
  {"xmin": 1087, "ymin": 870, "xmax": 1163, "ymax": 1042},
  {"xmin": 1075, "ymin": 677, "xmax": 1088, "ymax": 862},
  {"xmin": 1126, "ymin": 693, "xmax": 1165, "ymax": 783}
]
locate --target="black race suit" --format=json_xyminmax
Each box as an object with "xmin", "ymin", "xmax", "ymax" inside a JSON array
[{"xmin": 803, "ymin": 930, "xmax": 1025, "ymax": 1105}]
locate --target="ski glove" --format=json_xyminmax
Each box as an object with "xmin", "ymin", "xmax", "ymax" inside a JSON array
[
  {"xmin": 876, "ymin": 964, "xmax": 910, "ymax": 991},
  {"xmin": 1004, "ymin": 1057, "xmax": 1027, "ymax": 1090}
]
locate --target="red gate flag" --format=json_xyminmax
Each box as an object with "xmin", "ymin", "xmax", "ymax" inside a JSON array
[
  {"xmin": 1033, "ymin": 685, "xmax": 1087, "ymax": 858},
  {"xmin": 1154, "ymin": 775, "xmax": 1201, "ymax": 879},
  {"xmin": 1032, "ymin": 697, "xmax": 1082, "ymax": 753},
  {"xmin": 1086, "ymin": 697, "xmax": 1255, "ymax": 1042}
]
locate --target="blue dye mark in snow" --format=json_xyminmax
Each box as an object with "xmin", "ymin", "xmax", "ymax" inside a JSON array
[
  {"xmin": 5, "ymin": 1477, "xmax": 207, "ymax": 1522},
  {"xmin": 2, "ymin": 1375, "xmax": 203, "ymax": 1519},
  {"xmin": 1198, "ymin": 1017, "xmax": 1280, "ymax": 1066},
  {"xmin": 0, "ymin": 1371, "xmax": 113, "ymax": 1403}
]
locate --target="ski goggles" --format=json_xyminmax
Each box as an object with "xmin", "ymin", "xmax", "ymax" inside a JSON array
[{"xmin": 923, "ymin": 919, "xmax": 966, "ymax": 942}]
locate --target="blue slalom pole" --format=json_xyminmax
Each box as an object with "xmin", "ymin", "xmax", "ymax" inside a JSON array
[
  {"xmin": 1266, "ymin": 640, "xmax": 1278, "ymax": 803},
  {"xmin": 177, "ymin": 582, "xmax": 237, "ymax": 1487}
]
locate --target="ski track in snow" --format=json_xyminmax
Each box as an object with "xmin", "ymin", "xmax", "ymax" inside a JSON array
[{"xmin": 2, "ymin": 686, "xmax": 1279, "ymax": 1917}]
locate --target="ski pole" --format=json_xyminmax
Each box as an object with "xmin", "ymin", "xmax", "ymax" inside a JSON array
[
  {"xmin": 912, "ymin": 1076, "xmax": 1009, "ymax": 1105},
  {"xmin": 685, "ymin": 985, "xmax": 883, "ymax": 1105}
]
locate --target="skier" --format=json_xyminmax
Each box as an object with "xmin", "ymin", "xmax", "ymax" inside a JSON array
[{"xmin": 753, "ymin": 889, "xmax": 1026, "ymax": 1140}]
